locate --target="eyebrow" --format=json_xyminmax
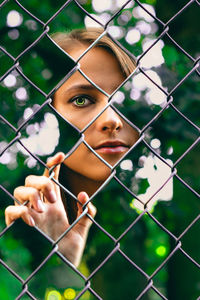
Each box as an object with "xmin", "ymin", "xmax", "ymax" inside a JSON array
[{"xmin": 64, "ymin": 84, "xmax": 98, "ymax": 94}]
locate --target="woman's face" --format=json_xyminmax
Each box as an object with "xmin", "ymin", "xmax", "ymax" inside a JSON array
[{"xmin": 53, "ymin": 45, "xmax": 138, "ymax": 184}]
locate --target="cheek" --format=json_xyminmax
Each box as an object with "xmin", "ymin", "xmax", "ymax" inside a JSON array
[
  {"xmin": 64, "ymin": 144, "xmax": 111, "ymax": 181},
  {"xmin": 124, "ymin": 124, "xmax": 139, "ymax": 145},
  {"xmin": 61, "ymin": 107, "xmax": 99, "ymax": 131}
]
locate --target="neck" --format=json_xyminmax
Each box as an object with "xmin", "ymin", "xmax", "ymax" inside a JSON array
[{"xmin": 60, "ymin": 164, "xmax": 104, "ymax": 197}]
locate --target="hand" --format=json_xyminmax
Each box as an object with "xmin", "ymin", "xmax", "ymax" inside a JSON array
[{"xmin": 5, "ymin": 153, "xmax": 96, "ymax": 267}]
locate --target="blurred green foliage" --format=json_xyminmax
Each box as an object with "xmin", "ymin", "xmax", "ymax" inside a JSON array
[{"xmin": 0, "ymin": 0, "xmax": 199, "ymax": 299}]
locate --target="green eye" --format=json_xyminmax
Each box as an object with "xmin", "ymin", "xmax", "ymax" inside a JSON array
[
  {"xmin": 75, "ymin": 97, "xmax": 86, "ymax": 106},
  {"xmin": 72, "ymin": 96, "xmax": 92, "ymax": 107}
]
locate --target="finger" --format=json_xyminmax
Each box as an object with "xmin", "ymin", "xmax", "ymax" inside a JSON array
[
  {"xmin": 75, "ymin": 192, "xmax": 96, "ymax": 236},
  {"xmin": 43, "ymin": 152, "xmax": 65, "ymax": 180},
  {"xmin": 25, "ymin": 175, "xmax": 57, "ymax": 203},
  {"xmin": 14, "ymin": 186, "xmax": 45, "ymax": 213},
  {"xmin": 78, "ymin": 192, "xmax": 96, "ymax": 219},
  {"xmin": 5, "ymin": 205, "xmax": 35, "ymax": 227}
]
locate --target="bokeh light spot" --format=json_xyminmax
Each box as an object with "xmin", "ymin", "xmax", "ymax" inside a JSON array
[
  {"xmin": 64, "ymin": 288, "xmax": 76, "ymax": 299},
  {"xmin": 15, "ymin": 87, "xmax": 28, "ymax": 101},
  {"xmin": 46, "ymin": 290, "xmax": 62, "ymax": 300},
  {"xmin": 84, "ymin": 15, "xmax": 102, "ymax": 28},
  {"xmin": 92, "ymin": 0, "xmax": 112, "ymax": 12},
  {"xmin": 150, "ymin": 138, "xmax": 161, "ymax": 149},
  {"xmin": 3, "ymin": 74, "xmax": 16, "ymax": 87},
  {"xmin": 125, "ymin": 28, "xmax": 141, "ymax": 44},
  {"xmin": 7, "ymin": 10, "xmax": 23, "ymax": 27},
  {"xmin": 8, "ymin": 29, "xmax": 20, "ymax": 40},
  {"xmin": 155, "ymin": 245, "xmax": 167, "ymax": 257},
  {"xmin": 120, "ymin": 159, "xmax": 133, "ymax": 171}
]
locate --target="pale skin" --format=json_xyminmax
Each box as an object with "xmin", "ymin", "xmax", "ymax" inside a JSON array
[{"xmin": 5, "ymin": 43, "xmax": 139, "ymax": 267}]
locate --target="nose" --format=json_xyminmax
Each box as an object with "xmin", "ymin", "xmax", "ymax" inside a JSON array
[{"xmin": 95, "ymin": 107, "xmax": 123, "ymax": 133}]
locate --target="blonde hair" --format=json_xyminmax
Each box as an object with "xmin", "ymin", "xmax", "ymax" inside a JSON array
[{"xmin": 51, "ymin": 28, "xmax": 136, "ymax": 77}]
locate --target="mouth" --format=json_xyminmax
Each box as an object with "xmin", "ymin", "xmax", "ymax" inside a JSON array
[{"xmin": 94, "ymin": 141, "xmax": 129, "ymax": 154}]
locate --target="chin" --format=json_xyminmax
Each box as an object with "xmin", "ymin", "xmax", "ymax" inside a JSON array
[{"xmin": 89, "ymin": 166, "xmax": 112, "ymax": 182}]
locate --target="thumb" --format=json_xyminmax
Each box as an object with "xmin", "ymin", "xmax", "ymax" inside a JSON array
[{"xmin": 43, "ymin": 152, "xmax": 65, "ymax": 180}]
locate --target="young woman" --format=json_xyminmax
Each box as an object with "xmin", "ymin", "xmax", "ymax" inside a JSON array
[{"xmin": 5, "ymin": 28, "xmax": 139, "ymax": 267}]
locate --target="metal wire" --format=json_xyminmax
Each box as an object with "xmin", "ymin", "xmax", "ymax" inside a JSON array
[{"xmin": 0, "ymin": 0, "xmax": 199, "ymax": 299}]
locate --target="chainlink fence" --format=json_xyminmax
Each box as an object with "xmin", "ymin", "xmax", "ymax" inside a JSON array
[{"xmin": 0, "ymin": 0, "xmax": 200, "ymax": 299}]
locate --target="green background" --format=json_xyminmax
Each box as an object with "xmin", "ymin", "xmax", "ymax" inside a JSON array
[{"xmin": 0, "ymin": 0, "xmax": 199, "ymax": 299}]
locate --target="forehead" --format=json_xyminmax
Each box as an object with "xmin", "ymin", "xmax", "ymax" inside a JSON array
[{"xmin": 62, "ymin": 46, "xmax": 125, "ymax": 94}]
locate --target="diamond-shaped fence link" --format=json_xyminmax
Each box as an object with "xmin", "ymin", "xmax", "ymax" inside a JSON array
[{"xmin": 0, "ymin": 0, "xmax": 199, "ymax": 299}]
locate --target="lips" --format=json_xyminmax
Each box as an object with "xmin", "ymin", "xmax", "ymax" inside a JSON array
[{"xmin": 94, "ymin": 140, "xmax": 129, "ymax": 154}]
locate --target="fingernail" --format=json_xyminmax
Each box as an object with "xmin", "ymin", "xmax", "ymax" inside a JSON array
[
  {"xmin": 47, "ymin": 156, "xmax": 53, "ymax": 163},
  {"xmin": 37, "ymin": 200, "xmax": 45, "ymax": 212},
  {"xmin": 29, "ymin": 216, "xmax": 35, "ymax": 227},
  {"xmin": 49, "ymin": 190, "xmax": 57, "ymax": 203},
  {"xmin": 79, "ymin": 192, "xmax": 88, "ymax": 202}
]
